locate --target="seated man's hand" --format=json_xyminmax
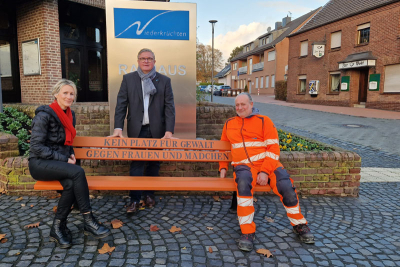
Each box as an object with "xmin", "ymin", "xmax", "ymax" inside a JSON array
[
  {"xmin": 108, "ymin": 129, "xmax": 124, "ymax": 138},
  {"xmin": 220, "ymin": 169, "xmax": 227, "ymax": 178},
  {"xmin": 257, "ymin": 172, "xmax": 269, "ymax": 186}
]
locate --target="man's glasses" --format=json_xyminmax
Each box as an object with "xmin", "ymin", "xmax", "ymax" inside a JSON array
[{"xmin": 138, "ymin": 58, "xmax": 155, "ymax": 62}]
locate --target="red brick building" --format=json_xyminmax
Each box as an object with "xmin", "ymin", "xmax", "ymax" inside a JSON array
[
  {"xmin": 0, "ymin": 0, "xmax": 167, "ymax": 105},
  {"xmin": 287, "ymin": 0, "xmax": 400, "ymax": 111},
  {"xmin": 229, "ymin": 9, "xmax": 319, "ymax": 95}
]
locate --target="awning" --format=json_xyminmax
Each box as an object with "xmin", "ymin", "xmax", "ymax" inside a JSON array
[{"xmin": 338, "ymin": 51, "xmax": 377, "ymax": 69}]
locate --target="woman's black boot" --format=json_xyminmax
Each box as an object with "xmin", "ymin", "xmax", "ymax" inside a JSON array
[
  {"xmin": 50, "ymin": 218, "xmax": 72, "ymax": 249},
  {"xmin": 82, "ymin": 212, "xmax": 111, "ymax": 239},
  {"xmin": 60, "ymin": 219, "xmax": 72, "ymax": 242}
]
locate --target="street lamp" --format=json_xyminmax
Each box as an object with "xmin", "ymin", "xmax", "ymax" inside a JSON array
[{"xmin": 209, "ymin": 20, "xmax": 217, "ymax": 102}]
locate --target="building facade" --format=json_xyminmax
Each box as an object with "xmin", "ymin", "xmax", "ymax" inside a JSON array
[
  {"xmin": 0, "ymin": 0, "xmax": 167, "ymax": 105},
  {"xmin": 287, "ymin": 0, "xmax": 400, "ymax": 111},
  {"xmin": 229, "ymin": 9, "xmax": 319, "ymax": 95}
]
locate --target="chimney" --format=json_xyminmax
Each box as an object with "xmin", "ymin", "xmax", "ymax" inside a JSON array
[
  {"xmin": 275, "ymin": 21, "xmax": 282, "ymax": 30},
  {"xmin": 282, "ymin": 16, "xmax": 291, "ymax": 27}
]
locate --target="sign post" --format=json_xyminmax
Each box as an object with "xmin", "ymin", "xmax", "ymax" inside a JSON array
[{"xmin": 106, "ymin": 1, "xmax": 197, "ymax": 139}]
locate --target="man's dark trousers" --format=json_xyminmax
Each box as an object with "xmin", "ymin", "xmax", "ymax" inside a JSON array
[{"xmin": 129, "ymin": 125, "xmax": 161, "ymax": 202}]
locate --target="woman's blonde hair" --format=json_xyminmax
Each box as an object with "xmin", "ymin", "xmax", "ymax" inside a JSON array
[{"xmin": 51, "ymin": 79, "xmax": 77, "ymax": 102}]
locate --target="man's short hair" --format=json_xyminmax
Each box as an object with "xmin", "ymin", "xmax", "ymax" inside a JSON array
[
  {"xmin": 137, "ymin": 48, "xmax": 155, "ymax": 59},
  {"xmin": 237, "ymin": 92, "xmax": 253, "ymax": 103}
]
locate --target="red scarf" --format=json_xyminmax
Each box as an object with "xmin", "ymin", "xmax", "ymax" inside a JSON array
[{"xmin": 49, "ymin": 100, "xmax": 76, "ymax": 146}]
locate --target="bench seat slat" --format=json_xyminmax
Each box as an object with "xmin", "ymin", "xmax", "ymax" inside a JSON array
[{"xmin": 34, "ymin": 176, "xmax": 271, "ymax": 192}]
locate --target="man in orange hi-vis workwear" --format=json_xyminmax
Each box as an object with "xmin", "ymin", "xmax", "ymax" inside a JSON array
[{"xmin": 219, "ymin": 93, "xmax": 315, "ymax": 251}]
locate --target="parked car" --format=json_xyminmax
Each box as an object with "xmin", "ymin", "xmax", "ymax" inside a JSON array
[
  {"xmin": 198, "ymin": 85, "xmax": 207, "ymax": 92},
  {"xmin": 214, "ymin": 85, "xmax": 231, "ymax": 96},
  {"xmin": 205, "ymin": 85, "xmax": 218, "ymax": 93}
]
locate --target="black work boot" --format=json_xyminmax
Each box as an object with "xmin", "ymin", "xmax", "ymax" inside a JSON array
[
  {"xmin": 82, "ymin": 212, "xmax": 111, "ymax": 239},
  {"xmin": 60, "ymin": 219, "xmax": 72, "ymax": 242},
  {"xmin": 293, "ymin": 224, "xmax": 315, "ymax": 244},
  {"xmin": 229, "ymin": 191, "xmax": 237, "ymax": 214},
  {"xmin": 50, "ymin": 218, "xmax": 72, "ymax": 249},
  {"xmin": 238, "ymin": 233, "xmax": 255, "ymax": 251}
]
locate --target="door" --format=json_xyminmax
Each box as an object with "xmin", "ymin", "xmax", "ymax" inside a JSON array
[
  {"xmin": 0, "ymin": 5, "xmax": 21, "ymax": 103},
  {"xmin": 358, "ymin": 68, "xmax": 369, "ymax": 103},
  {"xmin": 59, "ymin": 0, "xmax": 107, "ymax": 102}
]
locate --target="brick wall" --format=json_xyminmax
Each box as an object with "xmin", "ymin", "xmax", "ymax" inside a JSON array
[
  {"xmin": 1, "ymin": 103, "xmax": 361, "ymax": 196},
  {"xmin": 17, "ymin": 0, "xmax": 62, "ymax": 104},
  {"xmin": 287, "ymin": 2, "xmax": 400, "ymax": 111}
]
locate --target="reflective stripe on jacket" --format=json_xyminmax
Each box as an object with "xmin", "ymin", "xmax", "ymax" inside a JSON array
[{"xmin": 219, "ymin": 114, "xmax": 281, "ymax": 175}]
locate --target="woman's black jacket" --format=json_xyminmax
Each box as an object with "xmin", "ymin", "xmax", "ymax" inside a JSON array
[{"xmin": 29, "ymin": 105, "xmax": 75, "ymax": 162}]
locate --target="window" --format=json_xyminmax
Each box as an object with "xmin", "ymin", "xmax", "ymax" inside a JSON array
[
  {"xmin": 331, "ymin": 31, "xmax": 342, "ymax": 49},
  {"xmin": 268, "ymin": 51, "xmax": 276, "ymax": 61},
  {"xmin": 384, "ymin": 64, "xmax": 400, "ymax": 92},
  {"xmin": 265, "ymin": 76, "xmax": 269, "ymax": 88},
  {"xmin": 260, "ymin": 38, "xmax": 266, "ymax": 46},
  {"xmin": 329, "ymin": 72, "xmax": 341, "ymax": 92},
  {"xmin": 267, "ymin": 35, "xmax": 273, "ymax": 44},
  {"xmin": 233, "ymin": 63, "xmax": 237, "ymax": 70},
  {"xmin": 300, "ymin": 40, "xmax": 308, "ymax": 56},
  {"xmin": 260, "ymin": 54, "xmax": 264, "ymax": 62},
  {"xmin": 271, "ymin": 75, "xmax": 275, "ymax": 88},
  {"xmin": 260, "ymin": 76, "xmax": 263, "ymax": 88},
  {"xmin": 249, "ymin": 58, "xmax": 252, "ymax": 74},
  {"xmin": 357, "ymin": 23, "xmax": 370, "ymax": 44},
  {"xmin": 298, "ymin": 75, "xmax": 307, "ymax": 93},
  {"xmin": 255, "ymin": 77, "xmax": 259, "ymax": 88}
]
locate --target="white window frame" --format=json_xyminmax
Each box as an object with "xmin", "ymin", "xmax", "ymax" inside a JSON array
[
  {"xmin": 268, "ymin": 51, "xmax": 276, "ymax": 61},
  {"xmin": 300, "ymin": 40, "xmax": 308, "ymax": 56},
  {"xmin": 331, "ymin": 31, "xmax": 342, "ymax": 49},
  {"xmin": 298, "ymin": 75, "xmax": 307, "ymax": 93},
  {"xmin": 255, "ymin": 77, "xmax": 259, "ymax": 88},
  {"xmin": 384, "ymin": 64, "xmax": 400, "ymax": 93},
  {"xmin": 271, "ymin": 75, "xmax": 275, "ymax": 88},
  {"xmin": 249, "ymin": 58, "xmax": 253, "ymax": 74},
  {"xmin": 265, "ymin": 76, "xmax": 269, "ymax": 88},
  {"xmin": 260, "ymin": 76, "xmax": 263, "ymax": 88},
  {"xmin": 233, "ymin": 63, "xmax": 237, "ymax": 70}
]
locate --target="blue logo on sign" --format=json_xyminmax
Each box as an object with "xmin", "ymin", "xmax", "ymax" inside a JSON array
[{"xmin": 114, "ymin": 8, "xmax": 189, "ymax": 40}]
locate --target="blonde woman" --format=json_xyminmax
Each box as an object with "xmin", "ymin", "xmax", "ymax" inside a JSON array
[{"xmin": 29, "ymin": 79, "xmax": 110, "ymax": 248}]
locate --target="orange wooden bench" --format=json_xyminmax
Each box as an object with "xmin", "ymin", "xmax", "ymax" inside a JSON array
[{"xmin": 34, "ymin": 136, "xmax": 271, "ymax": 192}]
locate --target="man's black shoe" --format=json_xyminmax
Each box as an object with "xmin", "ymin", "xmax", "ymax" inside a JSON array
[{"xmin": 293, "ymin": 224, "xmax": 315, "ymax": 244}]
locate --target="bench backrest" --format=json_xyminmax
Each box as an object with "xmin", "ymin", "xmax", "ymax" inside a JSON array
[{"xmin": 72, "ymin": 137, "xmax": 232, "ymax": 162}]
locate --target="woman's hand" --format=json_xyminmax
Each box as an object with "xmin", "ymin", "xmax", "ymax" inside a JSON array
[{"xmin": 68, "ymin": 154, "xmax": 76, "ymax": 164}]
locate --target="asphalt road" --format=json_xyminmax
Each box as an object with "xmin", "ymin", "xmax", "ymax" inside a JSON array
[{"xmin": 210, "ymin": 96, "xmax": 400, "ymax": 168}]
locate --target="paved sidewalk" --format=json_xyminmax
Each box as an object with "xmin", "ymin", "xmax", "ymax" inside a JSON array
[
  {"xmin": 250, "ymin": 94, "xmax": 400, "ymax": 120},
  {"xmin": 1, "ymin": 168, "xmax": 400, "ymax": 267}
]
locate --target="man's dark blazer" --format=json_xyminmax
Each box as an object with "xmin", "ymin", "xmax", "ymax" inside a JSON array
[{"xmin": 114, "ymin": 71, "xmax": 175, "ymax": 138}]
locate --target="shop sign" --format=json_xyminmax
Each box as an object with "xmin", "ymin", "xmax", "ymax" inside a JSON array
[{"xmin": 339, "ymin": 60, "xmax": 376, "ymax": 69}]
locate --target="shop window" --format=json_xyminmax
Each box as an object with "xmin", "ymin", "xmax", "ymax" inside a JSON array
[
  {"xmin": 357, "ymin": 23, "xmax": 370, "ymax": 44},
  {"xmin": 331, "ymin": 31, "xmax": 341, "ymax": 49},
  {"xmin": 0, "ymin": 12, "xmax": 9, "ymax": 29},
  {"xmin": 329, "ymin": 72, "xmax": 341, "ymax": 92},
  {"xmin": 268, "ymin": 51, "xmax": 275, "ymax": 61},
  {"xmin": 298, "ymin": 75, "xmax": 307, "ymax": 93},
  {"xmin": 384, "ymin": 64, "xmax": 400, "ymax": 93},
  {"xmin": 300, "ymin": 40, "xmax": 308, "ymax": 56}
]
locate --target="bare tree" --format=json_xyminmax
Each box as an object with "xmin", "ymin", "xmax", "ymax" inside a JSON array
[{"xmin": 196, "ymin": 41, "xmax": 223, "ymax": 83}]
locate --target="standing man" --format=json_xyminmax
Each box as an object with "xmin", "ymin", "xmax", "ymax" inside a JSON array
[
  {"xmin": 220, "ymin": 93, "xmax": 314, "ymax": 251},
  {"xmin": 111, "ymin": 48, "xmax": 175, "ymax": 214}
]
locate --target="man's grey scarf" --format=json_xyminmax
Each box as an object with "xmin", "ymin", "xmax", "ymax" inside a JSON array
[{"xmin": 137, "ymin": 67, "xmax": 157, "ymax": 96}]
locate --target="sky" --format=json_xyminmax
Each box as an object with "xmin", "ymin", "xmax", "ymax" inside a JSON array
[{"xmin": 172, "ymin": 0, "xmax": 330, "ymax": 65}]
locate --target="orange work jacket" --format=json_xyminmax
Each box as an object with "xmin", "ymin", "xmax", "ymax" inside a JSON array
[{"xmin": 219, "ymin": 113, "xmax": 282, "ymax": 175}]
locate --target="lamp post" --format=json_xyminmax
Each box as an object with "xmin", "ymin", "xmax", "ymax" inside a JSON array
[{"xmin": 209, "ymin": 20, "xmax": 217, "ymax": 102}]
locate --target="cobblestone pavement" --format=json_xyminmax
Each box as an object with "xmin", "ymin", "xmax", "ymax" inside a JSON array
[
  {"xmin": 211, "ymin": 96, "xmax": 400, "ymax": 168},
  {"xmin": 1, "ymin": 182, "xmax": 400, "ymax": 267}
]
